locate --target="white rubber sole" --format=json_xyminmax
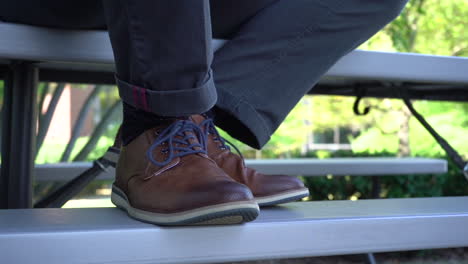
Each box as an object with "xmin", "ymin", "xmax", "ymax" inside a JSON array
[
  {"xmin": 111, "ymin": 185, "xmax": 260, "ymax": 226},
  {"xmin": 255, "ymin": 188, "xmax": 310, "ymax": 206}
]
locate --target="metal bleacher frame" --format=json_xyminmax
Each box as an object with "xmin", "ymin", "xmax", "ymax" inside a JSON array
[{"xmin": 0, "ymin": 22, "xmax": 467, "ymax": 264}]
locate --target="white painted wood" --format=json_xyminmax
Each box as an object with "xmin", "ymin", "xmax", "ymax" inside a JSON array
[
  {"xmin": 28, "ymin": 158, "xmax": 447, "ymax": 182},
  {"xmin": 1, "ymin": 197, "xmax": 467, "ymax": 263},
  {"xmin": 245, "ymin": 158, "xmax": 447, "ymax": 176},
  {"xmin": 0, "ymin": 22, "xmax": 226, "ymax": 64},
  {"xmin": 1, "ymin": 22, "xmax": 468, "ymax": 84},
  {"xmin": 327, "ymin": 50, "xmax": 468, "ymax": 84}
]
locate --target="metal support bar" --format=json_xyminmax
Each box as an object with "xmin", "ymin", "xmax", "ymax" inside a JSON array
[
  {"xmin": 0, "ymin": 61, "xmax": 38, "ymax": 209},
  {"xmin": 371, "ymin": 177, "xmax": 381, "ymax": 199},
  {"xmin": 367, "ymin": 253, "xmax": 377, "ymax": 264},
  {"xmin": 34, "ymin": 155, "xmax": 113, "ymax": 208},
  {"xmin": 34, "ymin": 146, "xmax": 120, "ymax": 208},
  {"xmin": 398, "ymin": 88, "xmax": 467, "ymax": 174}
]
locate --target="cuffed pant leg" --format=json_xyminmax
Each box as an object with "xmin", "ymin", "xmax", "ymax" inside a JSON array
[
  {"xmin": 212, "ymin": 0, "xmax": 408, "ymax": 149},
  {"xmin": 102, "ymin": 0, "xmax": 216, "ymax": 116}
]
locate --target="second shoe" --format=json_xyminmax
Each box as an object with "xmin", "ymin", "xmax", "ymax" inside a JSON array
[{"xmin": 192, "ymin": 115, "xmax": 310, "ymax": 206}]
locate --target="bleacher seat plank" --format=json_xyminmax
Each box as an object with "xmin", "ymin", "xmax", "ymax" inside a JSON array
[
  {"xmin": 31, "ymin": 158, "xmax": 447, "ymax": 182},
  {"xmin": 2, "ymin": 22, "xmax": 468, "ymax": 85},
  {"xmin": 0, "ymin": 22, "xmax": 226, "ymax": 64},
  {"xmin": 246, "ymin": 157, "xmax": 447, "ymax": 176},
  {"xmin": 1, "ymin": 197, "xmax": 467, "ymax": 264}
]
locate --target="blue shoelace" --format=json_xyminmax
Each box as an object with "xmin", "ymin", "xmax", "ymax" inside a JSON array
[
  {"xmin": 200, "ymin": 118, "xmax": 244, "ymax": 161},
  {"xmin": 147, "ymin": 120, "xmax": 207, "ymax": 167}
]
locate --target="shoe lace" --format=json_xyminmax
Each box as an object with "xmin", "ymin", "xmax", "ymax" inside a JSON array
[
  {"xmin": 147, "ymin": 120, "xmax": 207, "ymax": 167},
  {"xmin": 200, "ymin": 118, "xmax": 245, "ymax": 161}
]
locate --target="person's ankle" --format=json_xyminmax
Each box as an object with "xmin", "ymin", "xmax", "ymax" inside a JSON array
[
  {"xmin": 121, "ymin": 102, "xmax": 180, "ymax": 145},
  {"xmin": 202, "ymin": 108, "xmax": 215, "ymax": 120}
]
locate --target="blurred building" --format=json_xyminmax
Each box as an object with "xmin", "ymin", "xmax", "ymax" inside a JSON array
[{"xmin": 42, "ymin": 85, "xmax": 95, "ymax": 144}]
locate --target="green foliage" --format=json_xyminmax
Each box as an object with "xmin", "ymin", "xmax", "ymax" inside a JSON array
[
  {"xmin": 99, "ymin": 85, "xmax": 121, "ymax": 110},
  {"xmin": 218, "ymin": 98, "xmax": 315, "ymax": 158},
  {"xmin": 35, "ymin": 136, "xmax": 114, "ymax": 164},
  {"xmin": 386, "ymin": 0, "xmax": 427, "ymax": 52},
  {"xmin": 347, "ymin": 100, "xmax": 468, "ymax": 158},
  {"xmin": 409, "ymin": 101, "xmax": 468, "ymax": 157},
  {"xmin": 363, "ymin": 0, "xmax": 468, "ymax": 56},
  {"xmin": 301, "ymin": 151, "xmax": 468, "ymax": 201},
  {"xmin": 351, "ymin": 127, "xmax": 399, "ymax": 154},
  {"xmin": 221, "ymin": 94, "xmax": 467, "ymax": 159},
  {"xmin": 0, "ymin": 80, "xmax": 3, "ymax": 102},
  {"xmin": 33, "ymin": 84, "xmax": 122, "ymax": 163},
  {"xmin": 413, "ymin": 0, "xmax": 468, "ymax": 56}
]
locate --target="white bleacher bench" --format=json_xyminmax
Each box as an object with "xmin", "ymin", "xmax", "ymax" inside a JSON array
[
  {"xmin": 1, "ymin": 22, "xmax": 468, "ymax": 93},
  {"xmin": 33, "ymin": 158, "xmax": 448, "ymax": 182},
  {"xmin": 0, "ymin": 22, "xmax": 467, "ymax": 264},
  {"xmin": 1, "ymin": 197, "xmax": 468, "ymax": 264}
]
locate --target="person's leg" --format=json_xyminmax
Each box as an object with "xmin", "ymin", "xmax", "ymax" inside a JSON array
[
  {"xmin": 211, "ymin": 0, "xmax": 408, "ymax": 149},
  {"xmin": 1, "ymin": 0, "xmax": 216, "ymax": 146},
  {"xmin": 100, "ymin": 0, "xmax": 259, "ymax": 226},
  {"xmin": 190, "ymin": 0, "xmax": 308, "ymax": 207},
  {"xmin": 102, "ymin": 1, "xmax": 220, "ymax": 145},
  {"xmin": 103, "ymin": 1, "xmax": 216, "ymax": 116},
  {"xmin": 0, "ymin": 0, "xmax": 105, "ymax": 29},
  {"xmin": 3, "ymin": 0, "xmax": 260, "ymax": 225}
]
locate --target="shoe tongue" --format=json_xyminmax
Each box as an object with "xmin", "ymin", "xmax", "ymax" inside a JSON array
[
  {"xmin": 180, "ymin": 130, "xmax": 202, "ymax": 151},
  {"xmin": 146, "ymin": 119, "xmax": 211, "ymax": 168},
  {"xmin": 189, "ymin": 114, "xmax": 206, "ymax": 126},
  {"xmin": 208, "ymin": 136, "xmax": 227, "ymax": 155},
  {"xmin": 202, "ymin": 123, "xmax": 228, "ymax": 153}
]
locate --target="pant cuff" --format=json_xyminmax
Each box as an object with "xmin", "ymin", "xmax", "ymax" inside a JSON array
[
  {"xmin": 115, "ymin": 70, "xmax": 217, "ymax": 116},
  {"xmin": 214, "ymin": 92, "xmax": 271, "ymax": 150}
]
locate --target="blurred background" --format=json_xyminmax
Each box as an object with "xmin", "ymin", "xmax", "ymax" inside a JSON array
[{"xmin": 0, "ymin": 0, "xmax": 466, "ymax": 262}]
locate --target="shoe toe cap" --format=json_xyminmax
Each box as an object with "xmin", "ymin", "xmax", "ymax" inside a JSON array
[
  {"xmin": 204, "ymin": 180, "xmax": 255, "ymax": 203},
  {"xmin": 254, "ymin": 174, "xmax": 306, "ymax": 196}
]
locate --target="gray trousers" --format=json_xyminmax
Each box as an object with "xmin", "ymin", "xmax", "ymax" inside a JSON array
[{"xmin": 0, "ymin": 0, "xmax": 408, "ymax": 149}]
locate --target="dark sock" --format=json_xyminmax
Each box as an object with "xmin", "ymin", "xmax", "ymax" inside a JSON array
[
  {"xmin": 203, "ymin": 108, "xmax": 216, "ymax": 120},
  {"xmin": 121, "ymin": 103, "xmax": 177, "ymax": 146}
]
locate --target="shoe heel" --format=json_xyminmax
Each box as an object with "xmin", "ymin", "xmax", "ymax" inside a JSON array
[{"xmin": 111, "ymin": 185, "xmax": 130, "ymax": 211}]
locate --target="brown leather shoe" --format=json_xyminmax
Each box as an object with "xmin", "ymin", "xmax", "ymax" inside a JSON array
[
  {"xmin": 111, "ymin": 119, "xmax": 259, "ymax": 226},
  {"xmin": 192, "ymin": 115, "xmax": 310, "ymax": 206}
]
